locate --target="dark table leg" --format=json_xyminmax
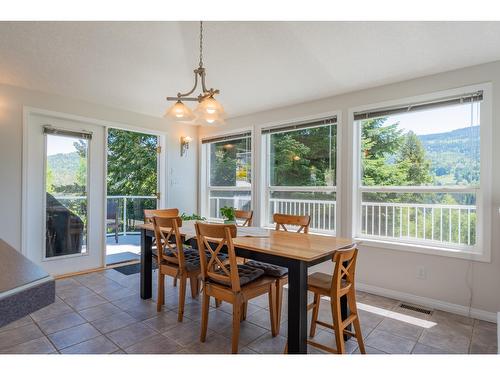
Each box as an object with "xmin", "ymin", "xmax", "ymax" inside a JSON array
[
  {"xmin": 287, "ymin": 260, "xmax": 308, "ymax": 354},
  {"xmin": 140, "ymin": 229, "xmax": 153, "ymax": 299}
]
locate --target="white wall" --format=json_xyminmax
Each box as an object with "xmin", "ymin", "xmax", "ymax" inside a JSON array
[
  {"xmin": 0, "ymin": 83, "xmax": 199, "ymax": 252},
  {"xmin": 200, "ymin": 61, "xmax": 500, "ymax": 317}
]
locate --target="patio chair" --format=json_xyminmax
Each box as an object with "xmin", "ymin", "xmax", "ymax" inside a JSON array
[{"xmin": 106, "ymin": 199, "xmax": 119, "ymax": 244}]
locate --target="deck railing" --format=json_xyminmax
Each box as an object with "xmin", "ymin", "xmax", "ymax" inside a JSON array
[
  {"xmin": 55, "ymin": 194, "xmax": 477, "ymax": 246},
  {"xmin": 54, "ymin": 195, "xmax": 156, "ymax": 236},
  {"xmin": 269, "ymin": 198, "xmax": 337, "ymax": 233},
  {"xmin": 209, "ymin": 195, "xmax": 476, "ymax": 246},
  {"xmin": 361, "ymin": 201, "xmax": 477, "ymax": 246}
]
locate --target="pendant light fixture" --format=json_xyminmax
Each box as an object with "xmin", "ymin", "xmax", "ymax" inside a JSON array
[{"xmin": 165, "ymin": 21, "xmax": 225, "ymax": 125}]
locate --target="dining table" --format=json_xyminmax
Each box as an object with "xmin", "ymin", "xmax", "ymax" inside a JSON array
[{"xmin": 138, "ymin": 221, "xmax": 354, "ymax": 354}]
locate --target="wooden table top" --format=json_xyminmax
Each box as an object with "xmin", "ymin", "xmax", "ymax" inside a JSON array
[{"xmin": 138, "ymin": 221, "xmax": 354, "ymax": 262}]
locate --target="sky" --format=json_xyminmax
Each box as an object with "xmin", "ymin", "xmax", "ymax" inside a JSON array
[
  {"xmin": 47, "ymin": 135, "xmax": 84, "ymax": 156},
  {"xmin": 387, "ymin": 102, "xmax": 480, "ymax": 135},
  {"xmin": 47, "ymin": 102, "xmax": 480, "ymax": 156}
]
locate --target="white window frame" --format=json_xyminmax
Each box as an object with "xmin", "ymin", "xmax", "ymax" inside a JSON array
[
  {"xmin": 259, "ymin": 111, "xmax": 342, "ymax": 234},
  {"xmin": 350, "ymin": 83, "xmax": 492, "ymax": 262},
  {"xmin": 200, "ymin": 128, "xmax": 254, "ymax": 221}
]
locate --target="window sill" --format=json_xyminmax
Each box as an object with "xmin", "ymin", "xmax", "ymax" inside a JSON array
[{"xmin": 354, "ymin": 236, "xmax": 490, "ymax": 263}]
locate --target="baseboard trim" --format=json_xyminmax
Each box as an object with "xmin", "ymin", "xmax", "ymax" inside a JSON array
[{"xmin": 357, "ymin": 282, "xmax": 498, "ymax": 323}]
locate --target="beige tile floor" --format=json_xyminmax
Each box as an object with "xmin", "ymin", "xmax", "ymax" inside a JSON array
[{"xmin": 0, "ymin": 268, "xmax": 497, "ymax": 354}]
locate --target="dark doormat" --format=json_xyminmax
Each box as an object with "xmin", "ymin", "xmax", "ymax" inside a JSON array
[
  {"xmin": 113, "ymin": 261, "xmax": 157, "ymax": 275},
  {"xmin": 106, "ymin": 251, "xmax": 140, "ymax": 266}
]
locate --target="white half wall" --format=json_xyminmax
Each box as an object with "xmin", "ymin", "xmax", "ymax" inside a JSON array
[
  {"xmin": 200, "ymin": 61, "xmax": 500, "ymax": 315},
  {"xmin": 0, "ymin": 83, "xmax": 199, "ymax": 252}
]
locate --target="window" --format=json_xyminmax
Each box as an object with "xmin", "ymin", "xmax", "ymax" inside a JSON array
[
  {"xmin": 202, "ymin": 132, "xmax": 252, "ymax": 220},
  {"xmin": 353, "ymin": 89, "xmax": 489, "ymax": 255},
  {"xmin": 44, "ymin": 127, "xmax": 90, "ymax": 258},
  {"xmin": 262, "ymin": 117, "xmax": 338, "ymax": 233}
]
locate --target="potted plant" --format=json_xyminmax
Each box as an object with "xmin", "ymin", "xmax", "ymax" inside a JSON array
[
  {"xmin": 180, "ymin": 213, "xmax": 206, "ymax": 221},
  {"xmin": 220, "ymin": 206, "xmax": 236, "ymax": 224}
]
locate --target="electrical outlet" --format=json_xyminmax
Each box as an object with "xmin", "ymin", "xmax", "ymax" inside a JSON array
[{"xmin": 416, "ymin": 267, "xmax": 427, "ymax": 280}]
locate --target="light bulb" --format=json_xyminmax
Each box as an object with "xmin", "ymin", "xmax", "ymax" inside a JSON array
[
  {"xmin": 196, "ymin": 113, "xmax": 225, "ymax": 126},
  {"xmin": 164, "ymin": 100, "xmax": 195, "ymax": 121},
  {"xmin": 195, "ymin": 96, "xmax": 225, "ymax": 118}
]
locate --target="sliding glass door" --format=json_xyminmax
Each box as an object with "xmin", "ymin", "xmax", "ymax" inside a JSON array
[{"xmin": 105, "ymin": 128, "xmax": 161, "ymax": 265}]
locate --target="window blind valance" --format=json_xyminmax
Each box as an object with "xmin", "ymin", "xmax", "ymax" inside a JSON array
[
  {"xmin": 353, "ymin": 91, "xmax": 483, "ymax": 121},
  {"xmin": 201, "ymin": 131, "xmax": 251, "ymax": 144},
  {"xmin": 261, "ymin": 116, "xmax": 337, "ymax": 135},
  {"xmin": 43, "ymin": 125, "xmax": 93, "ymax": 140}
]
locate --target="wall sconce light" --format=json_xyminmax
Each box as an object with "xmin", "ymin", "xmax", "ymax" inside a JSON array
[{"xmin": 180, "ymin": 136, "xmax": 192, "ymax": 157}]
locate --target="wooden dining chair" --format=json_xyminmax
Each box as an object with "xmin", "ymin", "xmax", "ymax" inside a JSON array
[
  {"xmin": 144, "ymin": 208, "xmax": 179, "ymax": 223},
  {"xmin": 195, "ymin": 222, "xmax": 278, "ymax": 354},
  {"xmin": 233, "ymin": 209, "xmax": 253, "ymax": 264},
  {"xmin": 152, "ymin": 215, "xmax": 201, "ymax": 322},
  {"xmin": 246, "ymin": 213, "xmax": 311, "ymax": 334},
  {"xmin": 146, "ymin": 208, "xmax": 181, "ymax": 285},
  {"xmin": 307, "ymin": 245, "xmax": 365, "ymax": 354},
  {"xmin": 273, "ymin": 213, "xmax": 311, "ymax": 233},
  {"xmin": 234, "ymin": 209, "xmax": 253, "ymax": 227}
]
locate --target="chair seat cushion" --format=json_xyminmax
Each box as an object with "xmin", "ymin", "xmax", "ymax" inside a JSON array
[
  {"xmin": 163, "ymin": 245, "xmax": 194, "ymax": 258},
  {"xmin": 210, "ymin": 264, "xmax": 264, "ymax": 287},
  {"xmin": 163, "ymin": 246, "xmax": 227, "ymax": 272},
  {"xmin": 245, "ymin": 260, "xmax": 288, "ymax": 277}
]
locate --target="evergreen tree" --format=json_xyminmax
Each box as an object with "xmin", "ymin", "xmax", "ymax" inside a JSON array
[
  {"xmin": 270, "ymin": 134, "xmax": 311, "ymax": 186},
  {"xmin": 210, "ymin": 148, "xmax": 237, "ymax": 186},
  {"xmin": 105, "ymin": 129, "xmax": 157, "ymax": 196},
  {"xmin": 397, "ymin": 131, "xmax": 433, "ymax": 185},
  {"xmin": 361, "ymin": 118, "xmax": 405, "ymax": 186}
]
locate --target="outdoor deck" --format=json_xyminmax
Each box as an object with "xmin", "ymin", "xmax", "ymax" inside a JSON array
[{"xmin": 106, "ymin": 234, "xmax": 141, "ymax": 264}]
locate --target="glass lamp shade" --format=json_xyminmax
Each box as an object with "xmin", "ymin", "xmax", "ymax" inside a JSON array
[
  {"xmin": 195, "ymin": 96, "xmax": 226, "ymax": 118},
  {"xmin": 195, "ymin": 113, "xmax": 225, "ymax": 126},
  {"xmin": 164, "ymin": 100, "xmax": 195, "ymax": 121}
]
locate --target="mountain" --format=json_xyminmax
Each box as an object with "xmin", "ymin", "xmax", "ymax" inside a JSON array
[
  {"xmin": 47, "ymin": 152, "xmax": 80, "ymax": 187},
  {"xmin": 418, "ymin": 126, "xmax": 480, "ymax": 185},
  {"xmin": 46, "ymin": 126, "xmax": 479, "ymax": 190}
]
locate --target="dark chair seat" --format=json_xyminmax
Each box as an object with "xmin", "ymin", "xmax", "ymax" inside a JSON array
[
  {"xmin": 164, "ymin": 246, "xmax": 227, "ymax": 272},
  {"xmin": 210, "ymin": 264, "xmax": 264, "ymax": 287},
  {"xmin": 245, "ymin": 260, "xmax": 288, "ymax": 277}
]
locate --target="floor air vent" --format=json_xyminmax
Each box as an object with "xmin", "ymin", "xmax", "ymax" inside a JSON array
[{"xmin": 399, "ymin": 303, "xmax": 433, "ymax": 315}]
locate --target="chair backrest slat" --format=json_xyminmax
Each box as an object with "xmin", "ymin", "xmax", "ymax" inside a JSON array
[
  {"xmin": 331, "ymin": 245, "xmax": 358, "ymax": 297},
  {"xmin": 234, "ymin": 210, "xmax": 253, "ymax": 227},
  {"xmin": 273, "ymin": 213, "xmax": 311, "ymax": 233},
  {"xmin": 195, "ymin": 222, "xmax": 240, "ymax": 291},
  {"xmin": 152, "ymin": 216, "xmax": 185, "ymax": 269},
  {"xmin": 144, "ymin": 208, "xmax": 179, "ymax": 223}
]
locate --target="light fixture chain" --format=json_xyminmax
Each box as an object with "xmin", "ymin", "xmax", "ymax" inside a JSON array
[{"xmin": 199, "ymin": 21, "xmax": 203, "ymax": 68}]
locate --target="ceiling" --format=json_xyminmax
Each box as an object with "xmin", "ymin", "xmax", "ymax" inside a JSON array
[{"xmin": 1, "ymin": 21, "xmax": 500, "ymax": 119}]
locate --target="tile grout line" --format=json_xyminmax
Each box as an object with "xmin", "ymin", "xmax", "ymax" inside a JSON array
[
  {"xmin": 4, "ymin": 271, "xmax": 496, "ymax": 354},
  {"xmin": 50, "ymin": 274, "xmax": 147, "ymax": 353}
]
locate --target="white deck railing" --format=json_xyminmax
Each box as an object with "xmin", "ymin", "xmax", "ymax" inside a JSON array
[
  {"xmin": 210, "ymin": 195, "xmax": 476, "ymax": 246},
  {"xmin": 361, "ymin": 201, "xmax": 476, "ymax": 246},
  {"xmin": 269, "ymin": 198, "xmax": 337, "ymax": 233},
  {"xmin": 54, "ymin": 194, "xmax": 477, "ymax": 246},
  {"xmin": 54, "ymin": 195, "xmax": 156, "ymax": 236},
  {"xmin": 209, "ymin": 195, "xmax": 252, "ymax": 218},
  {"xmin": 209, "ymin": 195, "xmax": 337, "ymax": 233}
]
